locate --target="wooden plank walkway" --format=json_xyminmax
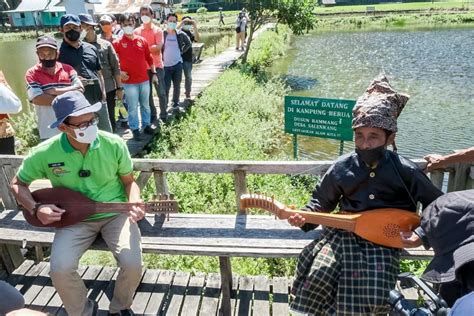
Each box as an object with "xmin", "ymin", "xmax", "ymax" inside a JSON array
[
  {"xmin": 2, "ymin": 260, "xmax": 291, "ymax": 316},
  {"xmin": 118, "ymin": 25, "xmax": 274, "ymax": 157}
]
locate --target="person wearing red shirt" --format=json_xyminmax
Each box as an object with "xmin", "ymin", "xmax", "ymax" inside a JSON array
[{"xmin": 114, "ymin": 14, "xmax": 157, "ymax": 140}]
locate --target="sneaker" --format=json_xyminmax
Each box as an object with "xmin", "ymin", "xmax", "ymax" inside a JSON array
[
  {"xmin": 144, "ymin": 125, "xmax": 157, "ymax": 135},
  {"xmin": 132, "ymin": 129, "xmax": 141, "ymax": 141}
]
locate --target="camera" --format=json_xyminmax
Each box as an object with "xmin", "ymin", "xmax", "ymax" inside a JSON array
[
  {"xmin": 78, "ymin": 169, "xmax": 91, "ymax": 177},
  {"xmin": 389, "ymin": 273, "xmax": 450, "ymax": 316}
]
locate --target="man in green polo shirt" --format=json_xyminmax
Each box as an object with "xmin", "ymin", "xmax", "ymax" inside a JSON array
[{"xmin": 10, "ymin": 91, "xmax": 143, "ymax": 316}]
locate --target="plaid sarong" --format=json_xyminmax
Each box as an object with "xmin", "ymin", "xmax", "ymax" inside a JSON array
[{"xmin": 290, "ymin": 228, "xmax": 400, "ymax": 315}]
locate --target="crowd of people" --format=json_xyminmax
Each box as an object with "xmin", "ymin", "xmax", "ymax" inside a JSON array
[{"xmin": 21, "ymin": 5, "xmax": 199, "ymax": 145}]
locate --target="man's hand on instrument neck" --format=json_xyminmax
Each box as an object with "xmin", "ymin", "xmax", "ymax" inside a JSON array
[
  {"xmin": 129, "ymin": 199, "xmax": 145, "ymax": 223},
  {"xmin": 288, "ymin": 213, "xmax": 306, "ymax": 227},
  {"xmin": 36, "ymin": 204, "xmax": 65, "ymax": 226},
  {"xmin": 400, "ymin": 230, "xmax": 423, "ymax": 248}
]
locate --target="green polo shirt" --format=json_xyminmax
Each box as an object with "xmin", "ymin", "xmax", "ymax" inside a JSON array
[{"xmin": 17, "ymin": 131, "xmax": 134, "ymax": 221}]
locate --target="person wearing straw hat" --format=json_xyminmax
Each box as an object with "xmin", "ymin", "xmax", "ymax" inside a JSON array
[
  {"xmin": 11, "ymin": 91, "xmax": 143, "ymax": 316},
  {"xmin": 287, "ymin": 74, "xmax": 443, "ymax": 315}
]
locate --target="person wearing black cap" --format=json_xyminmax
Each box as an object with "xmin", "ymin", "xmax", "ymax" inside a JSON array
[
  {"xmin": 57, "ymin": 14, "xmax": 113, "ymax": 133},
  {"xmin": 287, "ymin": 74, "xmax": 443, "ymax": 315},
  {"xmin": 420, "ymin": 189, "xmax": 474, "ymax": 306},
  {"xmin": 11, "ymin": 91, "xmax": 143, "ymax": 316},
  {"xmin": 25, "ymin": 35, "xmax": 84, "ymax": 141},
  {"xmin": 79, "ymin": 13, "xmax": 123, "ymax": 133}
]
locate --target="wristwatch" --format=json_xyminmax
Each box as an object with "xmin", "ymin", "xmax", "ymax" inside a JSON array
[
  {"xmin": 31, "ymin": 202, "xmax": 42, "ymax": 218},
  {"xmin": 117, "ymin": 86, "xmax": 124, "ymax": 90}
]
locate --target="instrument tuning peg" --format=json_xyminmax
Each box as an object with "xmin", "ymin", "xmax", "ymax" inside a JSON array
[{"xmin": 289, "ymin": 204, "xmax": 297, "ymax": 210}]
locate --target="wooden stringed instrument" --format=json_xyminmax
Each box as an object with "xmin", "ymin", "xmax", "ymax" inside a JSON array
[
  {"xmin": 22, "ymin": 187, "xmax": 179, "ymax": 228},
  {"xmin": 240, "ymin": 193, "xmax": 420, "ymax": 249}
]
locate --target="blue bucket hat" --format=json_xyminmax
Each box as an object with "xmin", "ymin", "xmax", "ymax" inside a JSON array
[{"xmin": 49, "ymin": 91, "xmax": 101, "ymax": 129}]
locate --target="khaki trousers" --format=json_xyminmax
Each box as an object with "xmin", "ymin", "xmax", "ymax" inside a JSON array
[{"xmin": 49, "ymin": 214, "xmax": 142, "ymax": 315}]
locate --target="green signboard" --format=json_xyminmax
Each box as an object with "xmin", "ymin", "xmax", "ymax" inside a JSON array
[{"xmin": 284, "ymin": 96, "xmax": 356, "ymax": 141}]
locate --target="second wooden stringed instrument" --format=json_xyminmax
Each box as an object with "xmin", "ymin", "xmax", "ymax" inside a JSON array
[
  {"xmin": 240, "ymin": 193, "xmax": 420, "ymax": 249},
  {"xmin": 22, "ymin": 187, "xmax": 179, "ymax": 228}
]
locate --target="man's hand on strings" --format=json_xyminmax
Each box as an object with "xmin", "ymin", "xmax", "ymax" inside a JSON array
[{"xmin": 36, "ymin": 204, "xmax": 65, "ymax": 225}]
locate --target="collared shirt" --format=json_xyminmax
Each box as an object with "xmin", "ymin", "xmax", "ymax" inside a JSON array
[
  {"xmin": 17, "ymin": 131, "xmax": 134, "ymax": 221},
  {"xmin": 25, "ymin": 62, "xmax": 80, "ymax": 139},
  {"xmin": 113, "ymin": 35, "xmax": 154, "ymax": 84},
  {"xmin": 163, "ymin": 33, "xmax": 182, "ymax": 67},
  {"xmin": 88, "ymin": 37, "xmax": 121, "ymax": 92},
  {"xmin": 134, "ymin": 24, "xmax": 164, "ymax": 69},
  {"xmin": 58, "ymin": 40, "xmax": 102, "ymax": 80},
  {"xmin": 301, "ymin": 150, "xmax": 443, "ymax": 231}
]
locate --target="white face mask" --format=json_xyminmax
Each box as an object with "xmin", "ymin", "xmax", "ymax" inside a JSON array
[
  {"xmin": 123, "ymin": 26, "xmax": 134, "ymax": 35},
  {"xmin": 80, "ymin": 29, "xmax": 88, "ymax": 40},
  {"xmin": 182, "ymin": 25, "xmax": 192, "ymax": 31},
  {"xmin": 72, "ymin": 124, "xmax": 98, "ymax": 144},
  {"xmin": 141, "ymin": 15, "xmax": 151, "ymax": 24}
]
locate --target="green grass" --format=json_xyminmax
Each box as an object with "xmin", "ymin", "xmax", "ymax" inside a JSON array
[
  {"xmin": 312, "ymin": 12, "xmax": 474, "ymax": 31},
  {"xmin": 315, "ymin": 1, "xmax": 473, "ymax": 14}
]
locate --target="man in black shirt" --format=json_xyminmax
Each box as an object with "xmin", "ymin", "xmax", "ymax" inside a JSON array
[
  {"xmin": 179, "ymin": 16, "xmax": 200, "ymax": 99},
  {"xmin": 58, "ymin": 14, "xmax": 112, "ymax": 132},
  {"xmin": 288, "ymin": 74, "xmax": 443, "ymax": 315}
]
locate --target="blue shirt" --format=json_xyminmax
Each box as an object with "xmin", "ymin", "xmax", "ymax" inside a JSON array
[{"xmin": 163, "ymin": 34, "xmax": 182, "ymax": 67}]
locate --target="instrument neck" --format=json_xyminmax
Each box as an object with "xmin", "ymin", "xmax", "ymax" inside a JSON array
[
  {"xmin": 282, "ymin": 209, "xmax": 358, "ymax": 231},
  {"xmin": 93, "ymin": 202, "xmax": 145, "ymax": 213}
]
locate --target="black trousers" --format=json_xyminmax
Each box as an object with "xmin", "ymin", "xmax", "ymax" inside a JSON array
[
  {"xmin": 0, "ymin": 136, "xmax": 15, "ymax": 154},
  {"xmin": 106, "ymin": 89, "xmax": 117, "ymax": 132}
]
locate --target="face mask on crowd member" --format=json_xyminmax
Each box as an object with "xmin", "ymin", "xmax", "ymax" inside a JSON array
[
  {"xmin": 60, "ymin": 14, "xmax": 82, "ymax": 42},
  {"xmin": 121, "ymin": 17, "xmax": 135, "ymax": 35},
  {"xmin": 100, "ymin": 15, "xmax": 113, "ymax": 34},
  {"xmin": 141, "ymin": 15, "xmax": 151, "ymax": 24},
  {"xmin": 166, "ymin": 14, "xmax": 178, "ymax": 31},
  {"xmin": 35, "ymin": 35, "xmax": 59, "ymax": 69}
]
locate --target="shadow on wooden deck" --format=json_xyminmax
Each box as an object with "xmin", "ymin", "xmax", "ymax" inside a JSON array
[{"xmin": 3, "ymin": 260, "xmax": 292, "ymax": 315}]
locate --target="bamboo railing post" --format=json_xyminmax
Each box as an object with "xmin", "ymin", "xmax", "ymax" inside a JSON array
[
  {"xmin": 430, "ymin": 170, "xmax": 444, "ymax": 191},
  {"xmin": 153, "ymin": 170, "xmax": 169, "ymax": 196},
  {"xmin": 234, "ymin": 170, "xmax": 247, "ymax": 214}
]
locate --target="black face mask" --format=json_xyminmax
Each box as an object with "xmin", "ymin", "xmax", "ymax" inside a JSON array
[
  {"xmin": 356, "ymin": 145, "xmax": 386, "ymax": 167},
  {"xmin": 40, "ymin": 58, "xmax": 56, "ymax": 68},
  {"xmin": 65, "ymin": 29, "xmax": 80, "ymax": 42}
]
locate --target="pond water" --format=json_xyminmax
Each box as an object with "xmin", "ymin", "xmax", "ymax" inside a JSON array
[{"xmin": 270, "ymin": 28, "xmax": 474, "ymax": 160}]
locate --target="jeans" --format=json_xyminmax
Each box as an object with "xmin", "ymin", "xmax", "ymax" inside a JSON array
[
  {"xmin": 148, "ymin": 68, "xmax": 168, "ymax": 121},
  {"xmin": 123, "ymin": 81, "xmax": 151, "ymax": 131},
  {"xmin": 164, "ymin": 62, "xmax": 183, "ymax": 107},
  {"xmin": 183, "ymin": 61, "xmax": 193, "ymax": 98}
]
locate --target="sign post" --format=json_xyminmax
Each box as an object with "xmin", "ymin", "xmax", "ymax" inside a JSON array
[{"xmin": 284, "ymin": 96, "xmax": 356, "ymax": 157}]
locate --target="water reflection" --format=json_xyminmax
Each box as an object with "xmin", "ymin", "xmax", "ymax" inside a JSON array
[{"xmin": 270, "ymin": 28, "xmax": 474, "ymax": 160}]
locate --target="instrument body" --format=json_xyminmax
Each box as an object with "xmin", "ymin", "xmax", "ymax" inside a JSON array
[
  {"xmin": 240, "ymin": 194, "xmax": 420, "ymax": 249},
  {"xmin": 23, "ymin": 187, "xmax": 178, "ymax": 228}
]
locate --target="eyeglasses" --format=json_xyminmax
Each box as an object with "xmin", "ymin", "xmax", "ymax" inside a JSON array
[
  {"xmin": 100, "ymin": 22, "xmax": 111, "ymax": 26},
  {"xmin": 66, "ymin": 115, "xmax": 99, "ymax": 131}
]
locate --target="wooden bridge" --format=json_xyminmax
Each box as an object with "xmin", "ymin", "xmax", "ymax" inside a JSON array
[{"xmin": 0, "ymin": 156, "xmax": 472, "ymax": 315}]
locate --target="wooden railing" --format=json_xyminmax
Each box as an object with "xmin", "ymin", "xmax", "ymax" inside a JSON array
[{"xmin": 1, "ymin": 155, "xmax": 473, "ymax": 214}]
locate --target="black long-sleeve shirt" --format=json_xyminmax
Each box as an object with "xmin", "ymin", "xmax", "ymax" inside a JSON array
[{"xmin": 301, "ymin": 150, "xmax": 443, "ymax": 232}]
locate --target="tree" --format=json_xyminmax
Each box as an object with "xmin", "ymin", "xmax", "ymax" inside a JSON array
[{"xmin": 226, "ymin": 0, "xmax": 317, "ymax": 63}]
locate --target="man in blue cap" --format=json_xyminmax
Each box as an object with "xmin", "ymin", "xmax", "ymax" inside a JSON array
[
  {"xmin": 11, "ymin": 91, "xmax": 144, "ymax": 316},
  {"xmin": 58, "ymin": 14, "xmax": 113, "ymax": 133}
]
